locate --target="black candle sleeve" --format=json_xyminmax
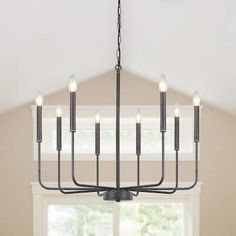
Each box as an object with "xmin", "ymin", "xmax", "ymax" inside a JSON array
[
  {"xmin": 70, "ymin": 92, "xmax": 76, "ymax": 132},
  {"xmin": 95, "ymin": 123, "xmax": 100, "ymax": 155},
  {"xmin": 136, "ymin": 123, "xmax": 141, "ymax": 155},
  {"xmin": 174, "ymin": 117, "xmax": 180, "ymax": 151},
  {"xmin": 57, "ymin": 117, "xmax": 62, "ymax": 151},
  {"xmin": 160, "ymin": 92, "xmax": 166, "ymax": 132},
  {"xmin": 194, "ymin": 106, "xmax": 200, "ymax": 143},
  {"xmin": 36, "ymin": 106, "xmax": 42, "ymax": 143}
]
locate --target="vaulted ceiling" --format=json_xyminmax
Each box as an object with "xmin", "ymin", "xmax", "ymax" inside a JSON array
[{"xmin": 0, "ymin": 0, "xmax": 235, "ymax": 114}]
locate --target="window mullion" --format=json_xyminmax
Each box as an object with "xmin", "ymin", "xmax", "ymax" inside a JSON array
[{"xmin": 113, "ymin": 203, "xmax": 120, "ymax": 236}]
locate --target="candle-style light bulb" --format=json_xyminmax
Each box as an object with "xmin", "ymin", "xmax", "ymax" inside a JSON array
[
  {"xmin": 159, "ymin": 74, "xmax": 168, "ymax": 92},
  {"xmin": 56, "ymin": 105, "xmax": 62, "ymax": 117},
  {"xmin": 174, "ymin": 105, "xmax": 180, "ymax": 117},
  {"xmin": 95, "ymin": 112, "xmax": 100, "ymax": 123},
  {"xmin": 35, "ymin": 92, "xmax": 43, "ymax": 106},
  {"xmin": 68, "ymin": 74, "xmax": 78, "ymax": 92},
  {"xmin": 193, "ymin": 91, "xmax": 201, "ymax": 106},
  {"xmin": 136, "ymin": 111, "xmax": 142, "ymax": 123}
]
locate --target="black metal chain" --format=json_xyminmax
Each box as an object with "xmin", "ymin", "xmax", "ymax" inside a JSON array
[{"xmin": 115, "ymin": 0, "xmax": 122, "ymax": 71}]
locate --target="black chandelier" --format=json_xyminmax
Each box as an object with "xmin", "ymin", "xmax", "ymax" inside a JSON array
[{"xmin": 35, "ymin": 0, "xmax": 201, "ymax": 202}]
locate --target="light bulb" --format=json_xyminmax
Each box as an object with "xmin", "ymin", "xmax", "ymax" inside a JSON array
[
  {"xmin": 193, "ymin": 91, "xmax": 201, "ymax": 106},
  {"xmin": 68, "ymin": 74, "xmax": 78, "ymax": 92},
  {"xmin": 95, "ymin": 112, "xmax": 100, "ymax": 123},
  {"xmin": 159, "ymin": 74, "xmax": 168, "ymax": 92},
  {"xmin": 136, "ymin": 111, "xmax": 142, "ymax": 123},
  {"xmin": 174, "ymin": 105, "xmax": 180, "ymax": 117},
  {"xmin": 56, "ymin": 105, "xmax": 62, "ymax": 117},
  {"xmin": 35, "ymin": 92, "xmax": 43, "ymax": 106}
]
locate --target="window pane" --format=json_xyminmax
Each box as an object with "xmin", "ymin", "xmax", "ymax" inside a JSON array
[
  {"xmin": 50, "ymin": 117, "xmax": 188, "ymax": 154},
  {"xmin": 48, "ymin": 204, "xmax": 113, "ymax": 236},
  {"xmin": 120, "ymin": 203, "xmax": 184, "ymax": 236},
  {"xmin": 37, "ymin": 106, "xmax": 195, "ymax": 161}
]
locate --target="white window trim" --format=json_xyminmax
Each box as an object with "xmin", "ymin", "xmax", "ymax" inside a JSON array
[
  {"xmin": 31, "ymin": 181, "xmax": 201, "ymax": 236},
  {"xmin": 32, "ymin": 105, "xmax": 200, "ymax": 162}
]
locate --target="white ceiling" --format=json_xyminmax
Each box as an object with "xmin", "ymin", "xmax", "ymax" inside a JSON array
[{"xmin": 0, "ymin": 0, "xmax": 236, "ymax": 114}]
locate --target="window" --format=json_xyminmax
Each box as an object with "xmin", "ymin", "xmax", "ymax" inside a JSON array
[
  {"xmin": 32, "ymin": 106, "xmax": 196, "ymax": 161},
  {"xmin": 32, "ymin": 182, "xmax": 201, "ymax": 236},
  {"xmin": 120, "ymin": 203, "xmax": 184, "ymax": 236},
  {"xmin": 48, "ymin": 202, "xmax": 183, "ymax": 236},
  {"xmin": 48, "ymin": 204, "xmax": 113, "ymax": 236}
]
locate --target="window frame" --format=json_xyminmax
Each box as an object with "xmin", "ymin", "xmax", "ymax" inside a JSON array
[
  {"xmin": 31, "ymin": 181, "xmax": 201, "ymax": 236},
  {"xmin": 32, "ymin": 105, "xmax": 199, "ymax": 162}
]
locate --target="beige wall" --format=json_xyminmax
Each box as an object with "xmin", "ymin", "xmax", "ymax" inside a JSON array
[{"xmin": 0, "ymin": 71, "xmax": 236, "ymax": 235}]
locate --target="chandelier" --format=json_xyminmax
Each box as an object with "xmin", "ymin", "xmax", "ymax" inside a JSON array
[{"xmin": 35, "ymin": 0, "xmax": 201, "ymax": 202}]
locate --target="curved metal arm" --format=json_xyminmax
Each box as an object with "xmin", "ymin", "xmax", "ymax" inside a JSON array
[
  {"xmin": 38, "ymin": 143, "xmax": 59, "ymax": 191},
  {"xmin": 37, "ymin": 143, "xmax": 94, "ymax": 191},
  {"xmin": 96, "ymin": 154, "xmax": 104, "ymax": 196},
  {"xmin": 70, "ymin": 132, "xmax": 115, "ymax": 191},
  {"xmin": 175, "ymin": 142, "xmax": 199, "ymax": 190},
  {"xmin": 57, "ymin": 151, "xmax": 98, "ymax": 194},
  {"xmin": 122, "ymin": 132, "xmax": 166, "ymax": 191},
  {"xmin": 136, "ymin": 150, "xmax": 179, "ymax": 194},
  {"xmin": 151, "ymin": 143, "xmax": 198, "ymax": 191},
  {"xmin": 133, "ymin": 154, "xmax": 141, "ymax": 197},
  {"xmin": 135, "ymin": 142, "xmax": 199, "ymax": 193}
]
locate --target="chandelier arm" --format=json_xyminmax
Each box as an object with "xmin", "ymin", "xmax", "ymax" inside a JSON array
[
  {"xmin": 137, "ymin": 190, "xmax": 176, "ymax": 194},
  {"xmin": 37, "ymin": 143, "xmax": 92, "ymax": 191},
  {"xmin": 173, "ymin": 142, "xmax": 199, "ymax": 190},
  {"xmin": 38, "ymin": 142, "xmax": 62, "ymax": 191},
  {"xmin": 96, "ymin": 154, "xmax": 104, "ymax": 196},
  {"xmin": 57, "ymin": 151, "xmax": 98, "ymax": 194},
  {"xmin": 121, "ymin": 132, "xmax": 166, "ymax": 191},
  {"xmin": 70, "ymin": 132, "xmax": 114, "ymax": 191},
  {"xmin": 36, "ymin": 111, "xmax": 96, "ymax": 192},
  {"xmin": 133, "ymin": 142, "xmax": 199, "ymax": 192},
  {"xmin": 132, "ymin": 150, "xmax": 179, "ymax": 194},
  {"xmin": 151, "ymin": 142, "xmax": 198, "ymax": 191},
  {"xmin": 133, "ymin": 154, "xmax": 141, "ymax": 197}
]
